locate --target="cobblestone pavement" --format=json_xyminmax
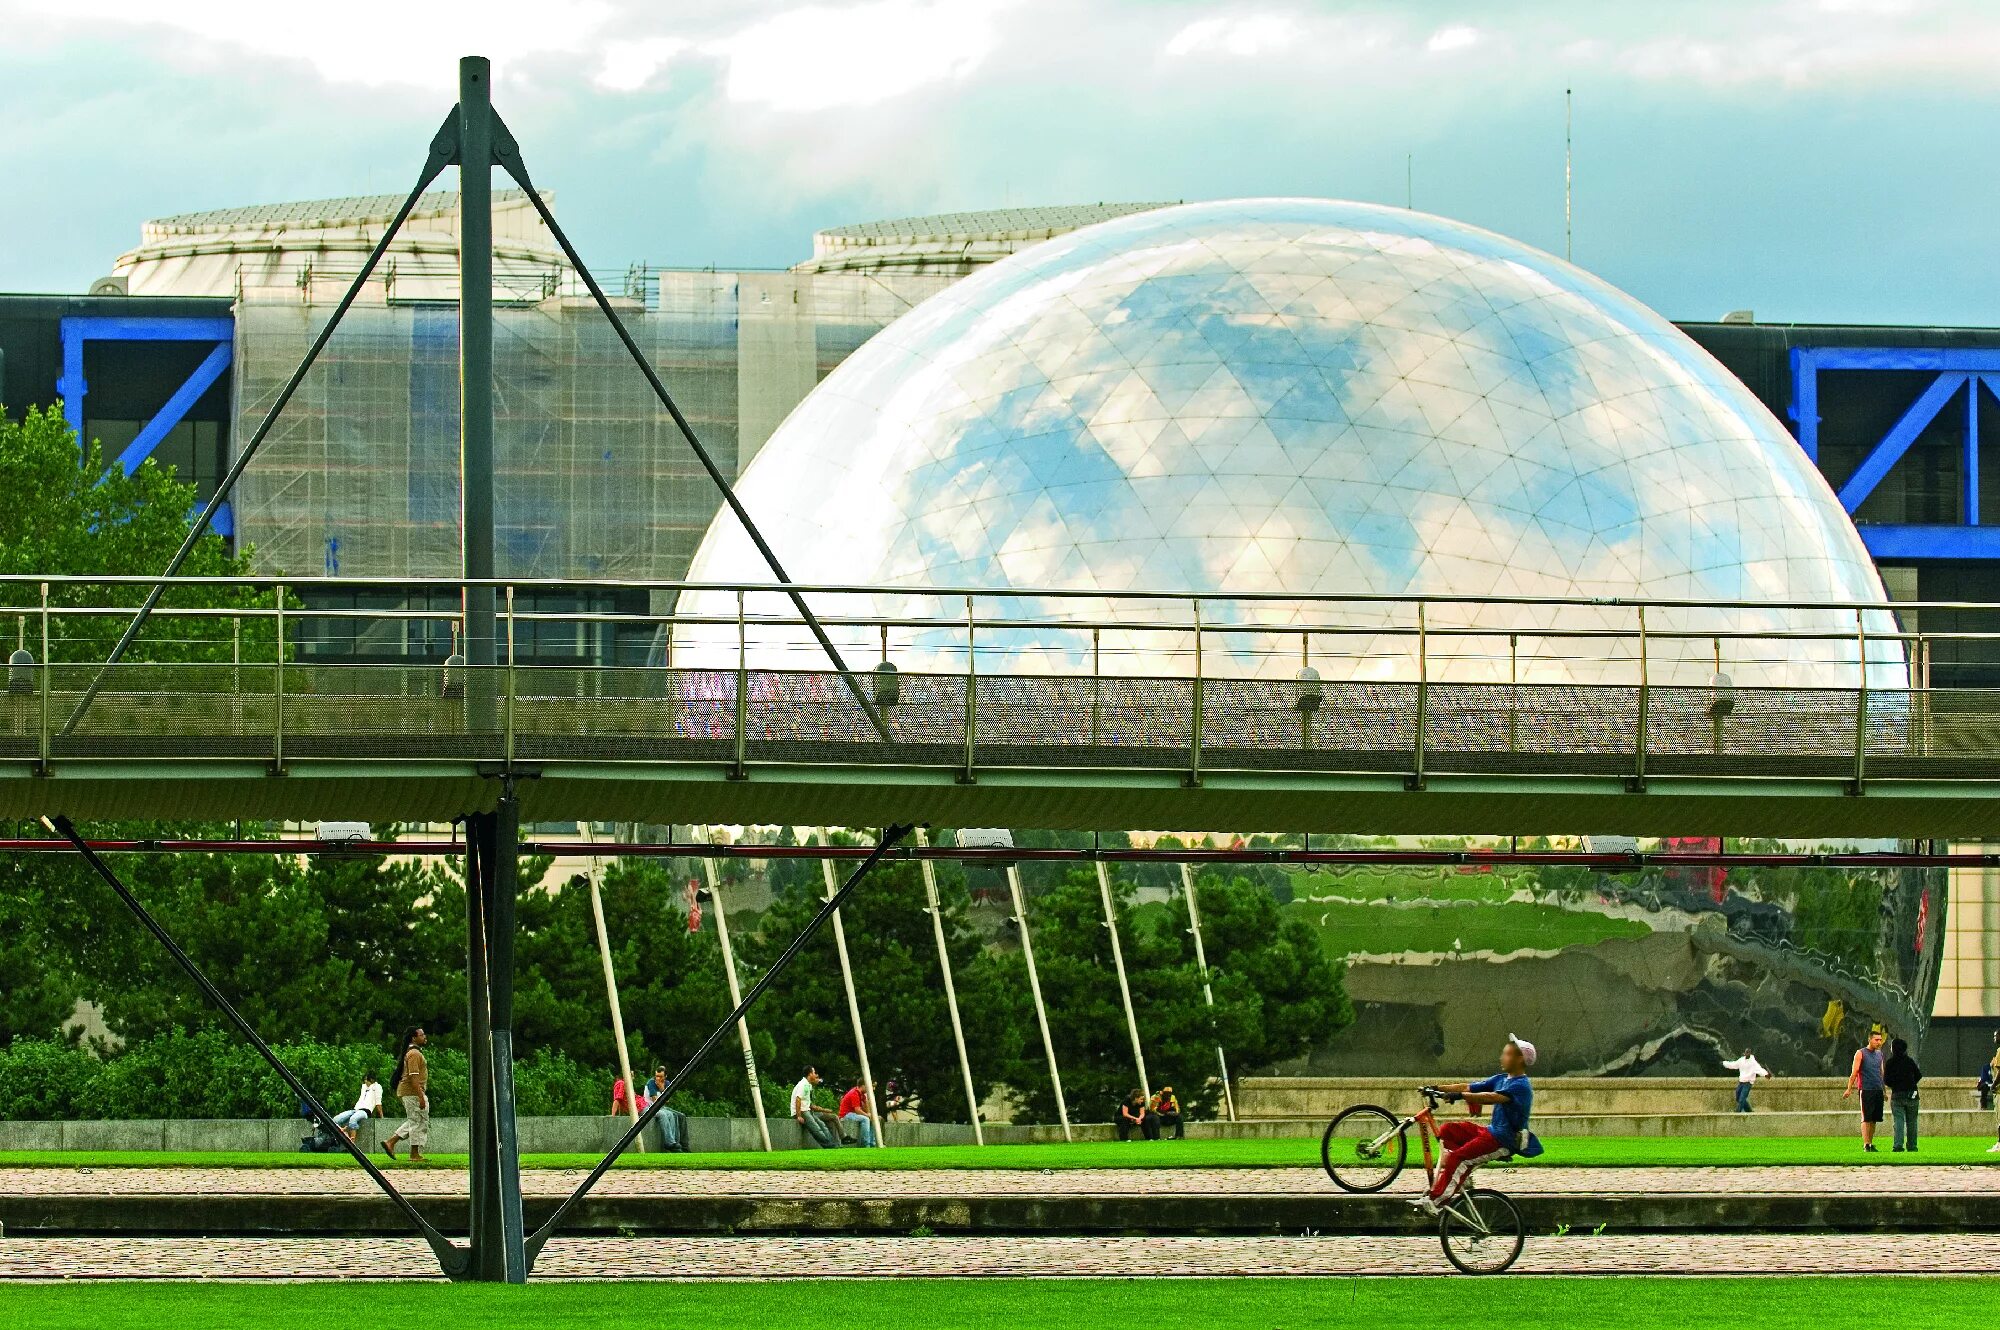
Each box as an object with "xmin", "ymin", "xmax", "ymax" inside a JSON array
[
  {"xmin": 0, "ymin": 1233, "xmax": 1994, "ymax": 1280},
  {"xmin": 0, "ymin": 1165, "xmax": 1984, "ymax": 1197}
]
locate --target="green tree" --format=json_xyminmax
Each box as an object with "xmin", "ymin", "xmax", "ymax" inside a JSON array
[
  {"xmin": 1006, "ymin": 868, "xmax": 1349, "ymax": 1124},
  {"xmin": 741, "ymin": 834, "xmax": 1030, "ymax": 1123},
  {"xmin": 0, "ymin": 407, "xmax": 280, "ymax": 1045},
  {"xmin": 511, "ymin": 858, "xmax": 751, "ymax": 1111},
  {"xmin": 71, "ymin": 850, "xmax": 467, "ymax": 1051}
]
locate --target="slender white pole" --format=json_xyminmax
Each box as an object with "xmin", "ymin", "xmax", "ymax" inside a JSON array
[
  {"xmin": 918, "ymin": 828, "xmax": 984, "ymax": 1144},
  {"xmin": 1006, "ymin": 864, "xmax": 1071, "ymax": 1140},
  {"xmin": 1096, "ymin": 860, "xmax": 1150, "ymax": 1101},
  {"xmin": 582, "ymin": 843, "xmax": 642, "ymax": 1143},
  {"xmin": 819, "ymin": 831, "xmax": 885, "ymax": 1147},
  {"xmin": 702, "ymin": 850, "xmax": 774, "ymax": 1152},
  {"xmin": 1565, "ymin": 87, "xmax": 1573, "ymax": 263},
  {"xmin": 1178, "ymin": 862, "xmax": 1237, "ymax": 1122}
]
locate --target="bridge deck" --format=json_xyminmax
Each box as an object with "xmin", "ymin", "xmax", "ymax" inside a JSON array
[{"xmin": 8, "ymin": 663, "xmax": 2000, "ymax": 835}]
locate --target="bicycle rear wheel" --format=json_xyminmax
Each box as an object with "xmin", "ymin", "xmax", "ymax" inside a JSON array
[
  {"xmin": 1438, "ymin": 1187, "xmax": 1524, "ymax": 1274},
  {"xmin": 1320, "ymin": 1105, "xmax": 1406, "ymax": 1192}
]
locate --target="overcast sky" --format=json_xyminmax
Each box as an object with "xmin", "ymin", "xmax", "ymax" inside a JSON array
[{"xmin": 2, "ymin": 0, "xmax": 1993, "ymax": 325}]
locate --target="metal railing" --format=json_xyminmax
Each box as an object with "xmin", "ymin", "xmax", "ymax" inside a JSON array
[{"xmin": 5, "ymin": 574, "xmax": 1998, "ymax": 786}]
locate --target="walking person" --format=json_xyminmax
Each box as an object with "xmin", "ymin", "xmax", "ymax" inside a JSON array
[
  {"xmin": 790, "ymin": 1067, "xmax": 843, "ymax": 1148},
  {"xmin": 1842, "ymin": 1028, "xmax": 1887, "ymax": 1152},
  {"xmin": 382, "ymin": 1027, "xmax": 430, "ymax": 1163},
  {"xmin": 1883, "ymin": 1037, "xmax": 1923, "ymax": 1153},
  {"xmin": 332, "ymin": 1071, "xmax": 384, "ymax": 1143},
  {"xmin": 1721, "ymin": 1047, "xmax": 1769, "ymax": 1112}
]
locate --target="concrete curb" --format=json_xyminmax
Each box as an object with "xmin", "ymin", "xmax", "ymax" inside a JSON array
[{"xmin": 3, "ymin": 1189, "xmax": 1996, "ymax": 1237}]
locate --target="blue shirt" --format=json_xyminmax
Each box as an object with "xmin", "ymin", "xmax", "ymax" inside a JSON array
[
  {"xmin": 1471, "ymin": 1072, "xmax": 1533, "ymax": 1148},
  {"xmin": 1857, "ymin": 1048, "xmax": 1883, "ymax": 1093}
]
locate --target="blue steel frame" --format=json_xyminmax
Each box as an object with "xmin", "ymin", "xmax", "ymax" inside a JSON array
[
  {"xmin": 1791, "ymin": 346, "xmax": 2000, "ymax": 560},
  {"xmin": 58, "ymin": 315, "xmax": 236, "ymax": 535}
]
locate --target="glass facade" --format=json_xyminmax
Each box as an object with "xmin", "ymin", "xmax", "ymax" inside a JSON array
[{"xmin": 1268, "ymin": 850, "xmax": 1945, "ymax": 1077}]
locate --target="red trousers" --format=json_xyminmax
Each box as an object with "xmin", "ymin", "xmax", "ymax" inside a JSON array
[{"xmin": 1430, "ymin": 1120, "xmax": 1507, "ymax": 1200}]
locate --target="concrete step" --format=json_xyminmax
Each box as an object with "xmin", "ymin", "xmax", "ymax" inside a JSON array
[{"xmin": 5, "ymin": 1188, "xmax": 1993, "ymax": 1237}]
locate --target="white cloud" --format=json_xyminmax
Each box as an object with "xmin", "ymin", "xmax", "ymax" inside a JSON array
[
  {"xmin": 707, "ymin": 1, "xmax": 1007, "ymax": 112},
  {"xmin": 4, "ymin": 0, "xmax": 613, "ymax": 88},
  {"xmin": 1165, "ymin": 13, "xmax": 1303, "ymax": 58},
  {"xmin": 1427, "ymin": 24, "xmax": 1480, "ymax": 53},
  {"xmin": 596, "ymin": 36, "xmax": 693, "ymax": 92}
]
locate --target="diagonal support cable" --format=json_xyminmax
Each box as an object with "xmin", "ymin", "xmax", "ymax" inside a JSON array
[
  {"xmin": 523, "ymin": 821, "xmax": 915, "ymax": 1267},
  {"xmin": 46, "ymin": 814, "xmax": 469, "ymax": 1277},
  {"xmin": 488, "ymin": 114, "xmax": 891, "ymax": 742},
  {"xmin": 59, "ymin": 110, "xmax": 463, "ymax": 739}
]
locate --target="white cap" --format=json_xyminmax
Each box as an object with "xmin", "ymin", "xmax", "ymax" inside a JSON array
[{"xmin": 1509, "ymin": 1034, "xmax": 1538, "ymax": 1067}]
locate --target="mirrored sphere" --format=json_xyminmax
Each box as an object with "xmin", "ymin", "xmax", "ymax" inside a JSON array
[{"xmin": 682, "ymin": 199, "xmax": 1895, "ymax": 686}]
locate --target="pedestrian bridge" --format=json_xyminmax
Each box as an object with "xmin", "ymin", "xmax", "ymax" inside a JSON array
[{"xmin": 7, "ymin": 576, "xmax": 2000, "ymax": 838}]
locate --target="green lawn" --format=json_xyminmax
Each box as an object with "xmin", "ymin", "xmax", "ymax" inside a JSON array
[
  {"xmin": 1290, "ymin": 897, "xmax": 1651, "ymax": 956},
  {"xmin": 1, "ymin": 1135, "xmax": 1994, "ymax": 1171},
  {"xmin": 1, "ymin": 1279, "xmax": 1995, "ymax": 1329}
]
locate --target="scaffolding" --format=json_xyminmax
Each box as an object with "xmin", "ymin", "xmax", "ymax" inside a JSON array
[{"xmin": 231, "ymin": 269, "xmax": 954, "ymax": 583}]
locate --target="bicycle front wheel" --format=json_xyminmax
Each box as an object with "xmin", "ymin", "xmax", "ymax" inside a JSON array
[
  {"xmin": 1320, "ymin": 1105, "xmax": 1406, "ymax": 1192},
  {"xmin": 1439, "ymin": 1187, "xmax": 1525, "ymax": 1275}
]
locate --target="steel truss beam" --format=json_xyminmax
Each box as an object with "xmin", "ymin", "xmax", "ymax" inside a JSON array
[
  {"xmin": 1791, "ymin": 346, "xmax": 2000, "ymax": 557},
  {"xmin": 0, "ymin": 833, "xmax": 1969, "ymax": 868}
]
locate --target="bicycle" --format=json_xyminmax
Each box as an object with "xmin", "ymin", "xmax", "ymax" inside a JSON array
[{"xmin": 1320, "ymin": 1085, "xmax": 1526, "ymax": 1275}]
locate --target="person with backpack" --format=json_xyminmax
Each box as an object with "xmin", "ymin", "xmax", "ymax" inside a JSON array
[{"xmin": 382, "ymin": 1027, "xmax": 430, "ymax": 1163}]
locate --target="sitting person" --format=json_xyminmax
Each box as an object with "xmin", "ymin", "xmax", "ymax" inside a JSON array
[
  {"xmin": 1150, "ymin": 1085, "xmax": 1185, "ymax": 1140},
  {"xmin": 838, "ymin": 1078, "xmax": 877, "ymax": 1148},
  {"xmin": 790, "ymin": 1066, "xmax": 844, "ymax": 1148},
  {"xmin": 1413, "ymin": 1034, "xmax": 1538, "ymax": 1216},
  {"xmin": 1116, "ymin": 1088, "xmax": 1158, "ymax": 1141},
  {"xmin": 331, "ymin": 1071, "xmax": 383, "ymax": 1143}
]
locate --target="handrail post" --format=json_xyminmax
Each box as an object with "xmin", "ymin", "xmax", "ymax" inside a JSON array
[
  {"xmin": 1507, "ymin": 631, "xmax": 1519, "ymax": 754},
  {"xmin": 1852, "ymin": 608, "xmax": 1868, "ymax": 795},
  {"xmin": 37, "ymin": 582, "xmax": 49, "ymax": 772},
  {"xmin": 273, "ymin": 584, "xmax": 286, "ymax": 775},
  {"xmin": 1631, "ymin": 604, "xmax": 1649, "ymax": 792},
  {"xmin": 504, "ymin": 583, "xmax": 516, "ymax": 769},
  {"xmin": 731, "ymin": 590, "xmax": 748, "ymax": 779},
  {"xmin": 961, "ymin": 594, "xmax": 977, "ymax": 783},
  {"xmin": 1409, "ymin": 602, "xmax": 1427, "ymax": 790},
  {"xmin": 1187, "ymin": 599, "xmax": 1203, "ymax": 787},
  {"xmin": 1090, "ymin": 626, "xmax": 1101, "ymax": 748}
]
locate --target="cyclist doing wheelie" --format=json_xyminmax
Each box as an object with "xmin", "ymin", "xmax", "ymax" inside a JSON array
[{"xmin": 1411, "ymin": 1034, "xmax": 1540, "ymax": 1216}]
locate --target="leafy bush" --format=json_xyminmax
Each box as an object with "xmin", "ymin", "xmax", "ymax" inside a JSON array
[
  {"xmin": 0, "ymin": 1038, "xmax": 98, "ymax": 1119},
  {"xmin": 0, "ymin": 1036, "xmax": 671, "ymax": 1121}
]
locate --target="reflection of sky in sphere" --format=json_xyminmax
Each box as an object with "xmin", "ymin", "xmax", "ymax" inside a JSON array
[{"xmin": 682, "ymin": 199, "xmax": 1897, "ymax": 686}]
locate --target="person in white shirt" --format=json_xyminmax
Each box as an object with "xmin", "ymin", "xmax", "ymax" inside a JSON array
[
  {"xmin": 1721, "ymin": 1048, "xmax": 1769, "ymax": 1113},
  {"xmin": 790, "ymin": 1066, "xmax": 843, "ymax": 1148},
  {"xmin": 333, "ymin": 1072, "xmax": 384, "ymax": 1141}
]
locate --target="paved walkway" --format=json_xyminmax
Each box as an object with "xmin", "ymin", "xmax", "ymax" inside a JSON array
[
  {"xmin": 0, "ymin": 1165, "xmax": 1986, "ymax": 1197},
  {"xmin": 0, "ymin": 1233, "xmax": 1993, "ymax": 1280}
]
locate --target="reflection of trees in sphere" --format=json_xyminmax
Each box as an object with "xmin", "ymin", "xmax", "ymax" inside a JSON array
[{"xmin": 682, "ymin": 199, "xmax": 1898, "ymax": 687}]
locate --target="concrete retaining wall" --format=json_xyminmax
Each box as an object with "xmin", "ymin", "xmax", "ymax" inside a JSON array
[
  {"xmin": 7, "ymin": 1100, "xmax": 1991, "ymax": 1152},
  {"xmin": 9, "ymin": 1189, "xmax": 1997, "ymax": 1237},
  {"xmin": 1236, "ymin": 1075, "xmax": 1985, "ymax": 1119},
  {"xmin": 0, "ymin": 1115, "xmax": 1053, "ymax": 1155}
]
